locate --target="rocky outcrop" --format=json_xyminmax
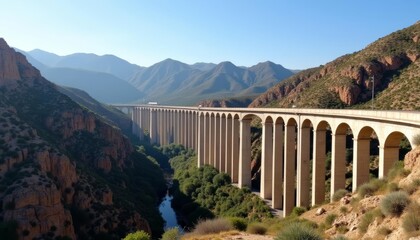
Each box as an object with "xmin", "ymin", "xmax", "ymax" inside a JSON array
[
  {"xmin": 250, "ymin": 22, "xmax": 420, "ymax": 109},
  {"xmin": 0, "ymin": 38, "xmax": 157, "ymax": 239}
]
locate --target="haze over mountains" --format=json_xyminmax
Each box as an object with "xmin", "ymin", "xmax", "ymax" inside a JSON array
[{"xmin": 18, "ymin": 49, "xmax": 294, "ymax": 105}]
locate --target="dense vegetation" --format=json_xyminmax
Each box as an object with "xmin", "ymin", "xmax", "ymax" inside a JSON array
[{"xmin": 161, "ymin": 144, "xmax": 272, "ymax": 229}]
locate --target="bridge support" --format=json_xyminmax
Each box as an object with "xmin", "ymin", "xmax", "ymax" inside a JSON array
[
  {"xmin": 353, "ymin": 138, "xmax": 370, "ymax": 192},
  {"xmin": 272, "ymin": 122, "xmax": 284, "ymax": 209},
  {"xmin": 283, "ymin": 124, "xmax": 296, "ymax": 217},
  {"xmin": 331, "ymin": 133, "xmax": 347, "ymax": 200},
  {"xmin": 297, "ymin": 126, "xmax": 311, "ymax": 208},
  {"xmin": 239, "ymin": 119, "xmax": 252, "ymax": 188},
  {"xmin": 231, "ymin": 117, "xmax": 240, "ymax": 183},
  {"xmin": 261, "ymin": 121, "xmax": 273, "ymax": 199},
  {"xmin": 312, "ymin": 129, "xmax": 326, "ymax": 205},
  {"xmin": 225, "ymin": 117, "xmax": 233, "ymax": 175}
]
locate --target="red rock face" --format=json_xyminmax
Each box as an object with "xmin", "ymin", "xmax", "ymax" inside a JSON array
[{"xmin": 0, "ymin": 38, "xmax": 151, "ymax": 239}]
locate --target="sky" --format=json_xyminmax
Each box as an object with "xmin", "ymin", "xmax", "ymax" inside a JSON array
[{"xmin": 0, "ymin": 0, "xmax": 419, "ymax": 70}]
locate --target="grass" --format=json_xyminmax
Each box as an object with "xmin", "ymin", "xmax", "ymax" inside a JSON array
[
  {"xmin": 161, "ymin": 227, "xmax": 181, "ymax": 240},
  {"xmin": 191, "ymin": 218, "xmax": 233, "ymax": 235},
  {"xmin": 357, "ymin": 178, "xmax": 387, "ymax": 198},
  {"xmin": 402, "ymin": 203, "xmax": 420, "ymax": 233},
  {"xmin": 332, "ymin": 189, "xmax": 348, "ymax": 202},
  {"xmin": 246, "ymin": 222, "xmax": 267, "ymax": 235},
  {"xmin": 274, "ymin": 222, "xmax": 322, "ymax": 240},
  {"xmin": 380, "ymin": 191, "xmax": 410, "ymax": 216},
  {"xmin": 387, "ymin": 161, "xmax": 410, "ymax": 181},
  {"xmin": 325, "ymin": 214, "xmax": 337, "ymax": 227},
  {"xmin": 227, "ymin": 217, "xmax": 247, "ymax": 231}
]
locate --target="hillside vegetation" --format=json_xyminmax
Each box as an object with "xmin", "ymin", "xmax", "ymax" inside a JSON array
[
  {"xmin": 250, "ymin": 21, "xmax": 420, "ymax": 109},
  {"xmin": 0, "ymin": 38, "xmax": 166, "ymax": 239}
]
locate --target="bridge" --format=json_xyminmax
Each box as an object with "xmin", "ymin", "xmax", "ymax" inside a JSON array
[{"xmin": 114, "ymin": 104, "xmax": 420, "ymax": 217}]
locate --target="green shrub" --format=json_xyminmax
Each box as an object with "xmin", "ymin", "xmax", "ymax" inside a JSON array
[
  {"xmin": 325, "ymin": 214, "xmax": 337, "ymax": 226},
  {"xmin": 339, "ymin": 206, "xmax": 348, "ymax": 214},
  {"xmin": 377, "ymin": 226, "xmax": 392, "ymax": 236},
  {"xmin": 357, "ymin": 183, "xmax": 376, "ymax": 198},
  {"xmin": 402, "ymin": 204, "xmax": 420, "ymax": 233},
  {"xmin": 331, "ymin": 235, "xmax": 348, "ymax": 240},
  {"xmin": 387, "ymin": 161, "xmax": 410, "ymax": 181},
  {"xmin": 246, "ymin": 222, "xmax": 267, "ymax": 235},
  {"xmin": 192, "ymin": 218, "xmax": 233, "ymax": 235},
  {"xmin": 161, "ymin": 227, "xmax": 181, "ymax": 240},
  {"xmin": 358, "ymin": 210, "xmax": 375, "ymax": 233},
  {"xmin": 380, "ymin": 191, "xmax": 410, "ymax": 216},
  {"xmin": 291, "ymin": 206, "xmax": 306, "ymax": 216},
  {"xmin": 227, "ymin": 217, "xmax": 247, "ymax": 231},
  {"xmin": 275, "ymin": 222, "xmax": 322, "ymax": 240},
  {"xmin": 332, "ymin": 189, "xmax": 348, "ymax": 202},
  {"xmin": 387, "ymin": 182, "xmax": 399, "ymax": 192},
  {"xmin": 122, "ymin": 230, "xmax": 150, "ymax": 240}
]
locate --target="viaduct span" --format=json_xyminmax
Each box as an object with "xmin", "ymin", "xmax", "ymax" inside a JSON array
[{"xmin": 115, "ymin": 105, "xmax": 420, "ymax": 217}]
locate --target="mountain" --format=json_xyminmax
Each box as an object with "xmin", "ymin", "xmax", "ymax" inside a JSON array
[
  {"xmin": 18, "ymin": 50, "xmax": 145, "ymax": 104},
  {"xmin": 28, "ymin": 49, "xmax": 144, "ymax": 81},
  {"xmin": 250, "ymin": 21, "xmax": 420, "ymax": 110},
  {"xmin": 128, "ymin": 59, "xmax": 294, "ymax": 105},
  {"xmin": 42, "ymin": 67, "xmax": 144, "ymax": 103},
  {"xmin": 0, "ymin": 38, "xmax": 166, "ymax": 239},
  {"xmin": 24, "ymin": 50, "xmax": 294, "ymax": 106}
]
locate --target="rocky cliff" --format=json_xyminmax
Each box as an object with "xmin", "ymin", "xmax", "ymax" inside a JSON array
[
  {"xmin": 250, "ymin": 21, "xmax": 420, "ymax": 109},
  {"xmin": 0, "ymin": 38, "xmax": 165, "ymax": 239}
]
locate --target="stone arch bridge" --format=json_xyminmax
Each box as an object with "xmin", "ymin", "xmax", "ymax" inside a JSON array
[{"xmin": 114, "ymin": 105, "xmax": 420, "ymax": 217}]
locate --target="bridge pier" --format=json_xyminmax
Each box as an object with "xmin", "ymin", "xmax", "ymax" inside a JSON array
[
  {"xmin": 331, "ymin": 133, "xmax": 347, "ymax": 200},
  {"xmin": 297, "ymin": 125, "xmax": 311, "ymax": 208},
  {"xmin": 312, "ymin": 129, "xmax": 326, "ymax": 205},
  {"xmin": 261, "ymin": 121, "xmax": 273, "ymax": 199},
  {"xmin": 272, "ymin": 121, "xmax": 284, "ymax": 209},
  {"xmin": 239, "ymin": 118, "xmax": 252, "ymax": 188},
  {"xmin": 283, "ymin": 123, "xmax": 296, "ymax": 217},
  {"xmin": 353, "ymin": 138, "xmax": 370, "ymax": 191}
]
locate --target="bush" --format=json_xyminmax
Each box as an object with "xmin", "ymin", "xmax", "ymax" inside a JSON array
[
  {"xmin": 358, "ymin": 210, "xmax": 375, "ymax": 233},
  {"xmin": 227, "ymin": 217, "xmax": 247, "ymax": 231},
  {"xmin": 380, "ymin": 191, "xmax": 410, "ymax": 216},
  {"xmin": 275, "ymin": 222, "xmax": 322, "ymax": 240},
  {"xmin": 357, "ymin": 183, "xmax": 376, "ymax": 198},
  {"xmin": 161, "ymin": 227, "xmax": 181, "ymax": 240},
  {"xmin": 332, "ymin": 189, "xmax": 348, "ymax": 202},
  {"xmin": 331, "ymin": 235, "xmax": 348, "ymax": 240},
  {"xmin": 291, "ymin": 206, "xmax": 306, "ymax": 216},
  {"xmin": 339, "ymin": 206, "xmax": 348, "ymax": 214},
  {"xmin": 123, "ymin": 230, "xmax": 150, "ymax": 240},
  {"xmin": 387, "ymin": 182, "xmax": 399, "ymax": 192},
  {"xmin": 247, "ymin": 222, "xmax": 267, "ymax": 235},
  {"xmin": 377, "ymin": 226, "xmax": 392, "ymax": 236},
  {"xmin": 192, "ymin": 218, "xmax": 233, "ymax": 235},
  {"xmin": 325, "ymin": 214, "xmax": 337, "ymax": 226},
  {"xmin": 402, "ymin": 204, "xmax": 420, "ymax": 233},
  {"xmin": 387, "ymin": 161, "xmax": 410, "ymax": 181}
]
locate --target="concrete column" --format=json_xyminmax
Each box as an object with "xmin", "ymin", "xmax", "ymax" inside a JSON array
[
  {"xmin": 182, "ymin": 112, "xmax": 187, "ymax": 146},
  {"xmin": 214, "ymin": 115, "xmax": 221, "ymax": 170},
  {"xmin": 204, "ymin": 114, "xmax": 209, "ymax": 165},
  {"xmin": 238, "ymin": 118, "xmax": 252, "ymax": 188},
  {"xmin": 232, "ymin": 117, "xmax": 240, "ymax": 183},
  {"xmin": 159, "ymin": 110, "xmax": 164, "ymax": 145},
  {"xmin": 149, "ymin": 109, "xmax": 157, "ymax": 144},
  {"xmin": 209, "ymin": 114, "xmax": 214, "ymax": 166},
  {"xmin": 312, "ymin": 129, "xmax": 326, "ymax": 205},
  {"xmin": 225, "ymin": 117, "xmax": 233, "ymax": 176},
  {"xmin": 162, "ymin": 111, "xmax": 167, "ymax": 145},
  {"xmin": 219, "ymin": 116, "xmax": 226, "ymax": 173},
  {"xmin": 272, "ymin": 122, "xmax": 284, "ymax": 209},
  {"xmin": 186, "ymin": 112, "xmax": 191, "ymax": 148},
  {"xmin": 331, "ymin": 133, "xmax": 347, "ymax": 201},
  {"xmin": 283, "ymin": 124, "xmax": 296, "ymax": 217},
  {"xmin": 379, "ymin": 146, "xmax": 399, "ymax": 178},
  {"xmin": 176, "ymin": 111, "xmax": 181, "ymax": 144},
  {"xmin": 198, "ymin": 113, "xmax": 205, "ymax": 167},
  {"xmin": 138, "ymin": 107, "xmax": 144, "ymax": 140},
  {"xmin": 353, "ymin": 138, "xmax": 370, "ymax": 191},
  {"xmin": 297, "ymin": 126, "xmax": 310, "ymax": 208},
  {"xmin": 261, "ymin": 121, "xmax": 273, "ymax": 199},
  {"xmin": 131, "ymin": 107, "xmax": 137, "ymax": 135}
]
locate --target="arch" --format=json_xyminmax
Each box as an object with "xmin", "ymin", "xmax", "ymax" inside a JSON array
[
  {"xmin": 297, "ymin": 118, "xmax": 314, "ymax": 208},
  {"xmin": 379, "ymin": 131, "xmax": 412, "ymax": 178},
  {"xmin": 353, "ymin": 126, "xmax": 380, "ymax": 191},
  {"xmin": 331, "ymin": 122, "xmax": 354, "ymax": 200}
]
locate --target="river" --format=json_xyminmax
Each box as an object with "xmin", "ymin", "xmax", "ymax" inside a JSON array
[{"xmin": 159, "ymin": 192, "xmax": 180, "ymax": 230}]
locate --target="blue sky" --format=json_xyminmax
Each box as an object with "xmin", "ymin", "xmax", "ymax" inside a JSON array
[{"xmin": 0, "ymin": 0, "xmax": 419, "ymax": 69}]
